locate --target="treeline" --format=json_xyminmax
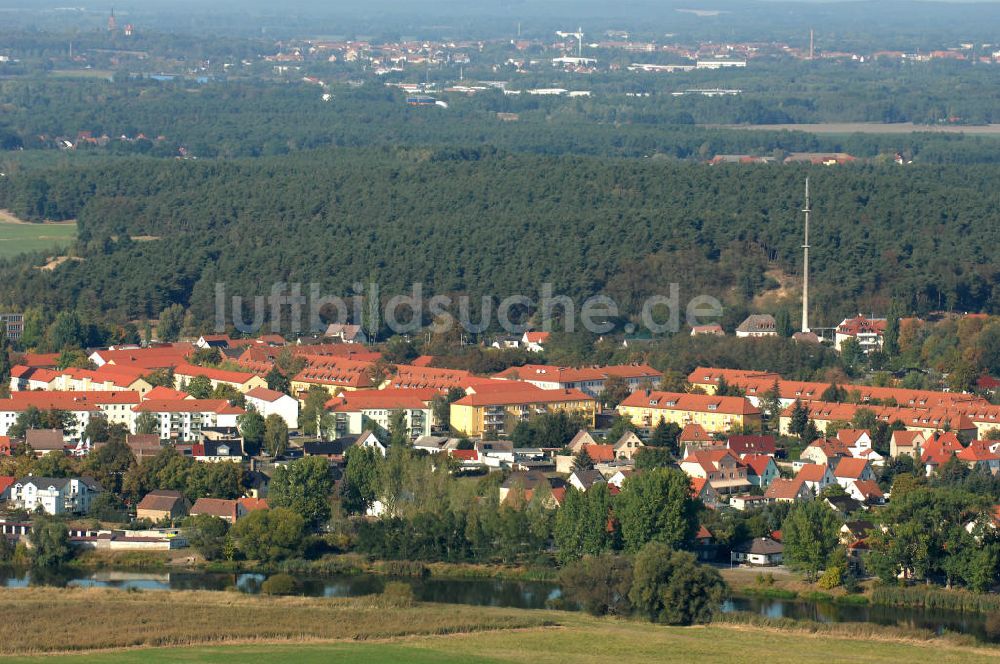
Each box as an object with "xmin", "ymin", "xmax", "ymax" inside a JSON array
[
  {"xmin": 2, "ymin": 78, "xmax": 1000, "ymax": 163},
  {"xmin": 2, "ymin": 149, "xmax": 1000, "ymax": 332}
]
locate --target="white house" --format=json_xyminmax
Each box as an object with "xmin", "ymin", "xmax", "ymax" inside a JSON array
[
  {"xmin": 8, "ymin": 476, "xmax": 103, "ymax": 515},
  {"xmin": 245, "ymin": 387, "xmax": 299, "ymax": 430},
  {"xmin": 522, "ymin": 331, "xmax": 550, "ymax": 353},
  {"xmin": 833, "ymin": 458, "xmax": 876, "ymax": 490}
]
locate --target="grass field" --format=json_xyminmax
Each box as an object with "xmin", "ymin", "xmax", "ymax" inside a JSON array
[
  {"xmin": 0, "ymin": 587, "xmax": 997, "ymax": 664},
  {"xmin": 0, "ymin": 210, "xmax": 77, "ymax": 259}
]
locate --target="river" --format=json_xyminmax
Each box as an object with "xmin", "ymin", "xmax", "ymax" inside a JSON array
[{"xmin": 2, "ymin": 568, "xmax": 995, "ymax": 643}]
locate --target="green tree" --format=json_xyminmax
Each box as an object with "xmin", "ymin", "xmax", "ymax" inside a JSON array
[
  {"xmin": 388, "ymin": 409, "xmax": 409, "ymax": 448},
  {"xmin": 775, "ymin": 308, "xmax": 794, "ymax": 338},
  {"xmin": 559, "ymin": 554, "xmax": 633, "ymax": 616},
  {"xmin": 634, "ymin": 446, "xmax": 674, "ymax": 470},
  {"xmin": 157, "ymin": 304, "xmax": 185, "ymax": 342},
  {"xmin": 573, "ymin": 446, "xmax": 594, "ymax": 471},
  {"xmin": 599, "ymin": 375, "xmax": 631, "ymax": 409},
  {"xmin": 616, "ymin": 468, "xmax": 698, "ymax": 553},
  {"xmin": 85, "ymin": 439, "xmax": 135, "ymax": 495},
  {"xmin": 266, "ymin": 367, "xmax": 290, "ymax": 394},
  {"xmin": 238, "ymin": 409, "xmax": 266, "ymax": 455},
  {"xmin": 269, "ymin": 456, "xmax": 334, "ymax": 528},
  {"xmin": 47, "ymin": 311, "xmax": 85, "ymax": 351},
  {"xmin": 647, "ymin": 419, "xmax": 681, "ymax": 454},
  {"xmin": 788, "ymin": 399, "xmax": 809, "ymax": 438},
  {"xmin": 300, "ymin": 385, "xmax": 331, "ymax": 437},
  {"xmin": 230, "ymin": 507, "xmax": 305, "ymax": 562},
  {"xmin": 264, "ymin": 413, "xmax": 289, "ymax": 457},
  {"xmin": 90, "ymin": 492, "xmax": 128, "ymax": 522},
  {"xmin": 184, "ymin": 375, "xmax": 213, "ymax": 399},
  {"xmin": 185, "ymin": 514, "xmax": 229, "ymax": 560},
  {"xmin": 341, "ymin": 446, "xmax": 383, "ymax": 514},
  {"xmin": 29, "ymin": 517, "xmax": 72, "ymax": 568},
  {"xmin": 605, "ymin": 413, "xmax": 639, "ymax": 443},
  {"xmin": 0, "ymin": 324, "xmax": 11, "ymax": 394},
  {"xmin": 629, "ymin": 543, "xmax": 725, "ymax": 625},
  {"xmin": 134, "ymin": 411, "xmax": 160, "ymax": 436},
  {"xmin": 553, "ymin": 484, "xmax": 616, "ymax": 563},
  {"xmin": 781, "ymin": 501, "xmax": 841, "ymax": 582}
]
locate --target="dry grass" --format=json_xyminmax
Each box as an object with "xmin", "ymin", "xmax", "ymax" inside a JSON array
[{"xmin": 0, "ymin": 587, "xmax": 552, "ymax": 654}]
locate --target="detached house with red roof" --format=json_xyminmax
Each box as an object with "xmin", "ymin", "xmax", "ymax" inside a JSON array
[
  {"xmin": 522, "ymin": 331, "xmax": 550, "ymax": 353},
  {"xmin": 764, "ymin": 477, "xmax": 811, "ymax": 503},
  {"xmin": 795, "ymin": 463, "xmax": 836, "ymax": 494},
  {"xmin": 956, "ymin": 440, "xmax": 1000, "ymax": 475},
  {"xmin": 835, "ymin": 315, "xmax": 887, "ymax": 354},
  {"xmin": 680, "ymin": 449, "xmax": 751, "ymax": 495},
  {"xmin": 890, "ymin": 430, "xmax": 926, "ymax": 459},
  {"xmin": 743, "ymin": 454, "xmax": 780, "ymax": 488},
  {"xmin": 833, "ymin": 458, "xmax": 876, "ymax": 490}
]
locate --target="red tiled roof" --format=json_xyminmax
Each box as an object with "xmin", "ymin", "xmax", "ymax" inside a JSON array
[
  {"xmin": 0, "ymin": 391, "xmax": 140, "ymax": 412},
  {"xmin": 742, "ymin": 454, "xmax": 775, "ymax": 476},
  {"xmin": 144, "ymin": 386, "xmax": 192, "ymax": 401},
  {"xmin": 455, "ymin": 382, "xmax": 594, "ymax": 407},
  {"xmin": 494, "ymin": 363, "xmax": 662, "ymax": 384},
  {"xmin": 796, "ymin": 464, "xmax": 829, "ymax": 482},
  {"xmin": 764, "ymin": 478, "xmax": 805, "ymax": 500},
  {"xmin": 238, "ymin": 497, "xmax": 269, "ymax": 512},
  {"xmin": 133, "ymin": 399, "xmax": 244, "ymax": 415},
  {"xmin": 174, "ymin": 363, "xmax": 262, "ymax": 384},
  {"xmin": 21, "ymin": 353, "xmax": 60, "ymax": 368},
  {"xmin": 245, "ymin": 387, "xmax": 289, "ymax": 402},
  {"xmin": 727, "ymin": 435, "xmax": 776, "ymax": 455},
  {"xmin": 410, "ymin": 355, "xmax": 435, "ymax": 367},
  {"xmin": 834, "ymin": 457, "xmax": 870, "ymax": 480},
  {"xmin": 450, "ymin": 449, "xmax": 479, "ymax": 461},
  {"xmin": 524, "ymin": 332, "xmax": 551, "ymax": 344},
  {"xmin": 327, "ymin": 388, "xmax": 438, "ymax": 412},
  {"xmin": 583, "ymin": 444, "xmax": 616, "ymax": 463},
  {"xmin": 190, "ymin": 498, "xmax": 240, "ymax": 521},
  {"xmin": 851, "ymin": 480, "xmax": 884, "ymax": 500},
  {"xmin": 0, "ymin": 476, "xmax": 15, "ymax": 495},
  {"xmin": 679, "ymin": 423, "xmax": 712, "ymax": 443},
  {"xmin": 619, "ymin": 391, "xmax": 759, "ymax": 416}
]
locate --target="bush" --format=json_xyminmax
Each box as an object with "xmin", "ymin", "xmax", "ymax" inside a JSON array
[
  {"xmin": 261, "ymin": 573, "xmax": 299, "ymax": 596},
  {"xmin": 380, "ymin": 581, "xmax": 416, "ymax": 608},
  {"xmin": 985, "ymin": 611, "xmax": 1000, "ymax": 641},
  {"xmin": 629, "ymin": 543, "xmax": 726, "ymax": 625},
  {"xmin": 375, "ymin": 560, "xmax": 430, "ymax": 578},
  {"xmin": 559, "ymin": 554, "xmax": 633, "ymax": 616},
  {"xmin": 818, "ymin": 566, "xmax": 843, "ymax": 590}
]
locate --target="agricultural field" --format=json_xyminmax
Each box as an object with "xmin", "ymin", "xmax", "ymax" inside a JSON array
[
  {"xmin": 0, "ymin": 588, "xmax": 996, "ymax": 664},
  {"xmin": 0, "ymin": 210, "xmax": 76, "ymax": 260}
]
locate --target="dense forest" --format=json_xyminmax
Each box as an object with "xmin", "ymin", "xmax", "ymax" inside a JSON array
[
  {"xmin": 1, "ymin": 149, "xmax": 999, "ymax": 334},
  {"xmin": 2, "ymin": 78, "xmax": 1000, "ymax": 164}
]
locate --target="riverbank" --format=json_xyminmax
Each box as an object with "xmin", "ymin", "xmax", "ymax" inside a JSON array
[
  {"xmin": 0, "ymin": 587, "xmax": 996, "ymax": 663},
  {"xmin": 69, "ymin": 550, "xmax": 559, "ymax": 582},
  {"xmin": 720, "ymin": 567, "xmax": 1000, "ymax": 613}
]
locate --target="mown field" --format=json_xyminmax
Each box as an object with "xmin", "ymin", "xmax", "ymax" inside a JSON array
[
  {"xmin": 0, "ymin": 587, "xmax": 998, "ymax": 664},
  {"xmin": 0, "ymin": 211, "xmax": 76, "ymax": 259}
]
